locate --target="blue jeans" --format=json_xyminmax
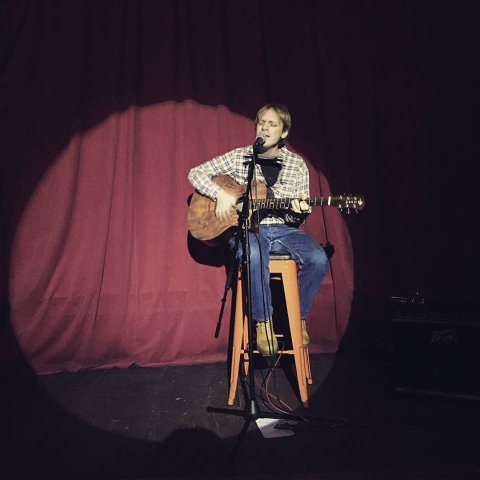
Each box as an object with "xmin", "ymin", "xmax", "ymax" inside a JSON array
[{"xmin": 230, "ymin": 224, "xmax": 329, "ymax": 322}]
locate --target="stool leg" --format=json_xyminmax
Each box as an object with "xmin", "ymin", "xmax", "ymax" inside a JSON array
[
  {"xmin": 282, "ymin": 264, "xmax": 309, "ymax": 408},
  {"xmin": 242, "ymin": 315, "xmax": 250, "ymax": 377},
  {"xmin": 303, "ymin": 347, "xmax": 313, "ymax": 385},
  {"xmin": 289, "ymin": 325, "xmax": 309, "ymax": 407},
  {"xmin": 228, "ymin": 275, "xmax": 244, "ymax": 406}
]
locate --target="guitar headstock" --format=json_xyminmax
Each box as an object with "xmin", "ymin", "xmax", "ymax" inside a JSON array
[{"xmin": 336, "ymin": 194, "xmax": 366, "ymax": 214}]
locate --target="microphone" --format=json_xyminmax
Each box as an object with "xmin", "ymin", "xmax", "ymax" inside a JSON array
[{"xmin": 253, "ymin": 134, "xmax": 266, "ymax": 148}]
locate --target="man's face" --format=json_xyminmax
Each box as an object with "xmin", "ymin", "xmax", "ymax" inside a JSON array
[{"xmin": 256, "ymin": 109, "xmax": 288, "ymax": 150}]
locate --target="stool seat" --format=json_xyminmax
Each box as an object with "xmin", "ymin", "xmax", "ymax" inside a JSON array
[
  {"xmin": 228, "ymin": 256, "xmax": 313, "ymax": 408},
  {"xmin": 268, "ymin": 254, "xmax": 292, "ymax": 260}
]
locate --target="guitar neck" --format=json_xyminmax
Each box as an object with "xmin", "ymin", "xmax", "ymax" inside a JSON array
[{"xmin": 253, "ymin": 196, "xmax": 341, "ymax": 209}]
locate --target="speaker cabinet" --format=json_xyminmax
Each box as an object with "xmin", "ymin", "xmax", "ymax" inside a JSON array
[{"xmin": 391, "ymin": 303, "xmax": 480, "ymax": 400}]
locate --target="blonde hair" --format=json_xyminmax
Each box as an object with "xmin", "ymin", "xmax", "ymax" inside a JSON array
[{"xmin": 255, "ymin": 103, "xmax": 291, "ymax": 133}]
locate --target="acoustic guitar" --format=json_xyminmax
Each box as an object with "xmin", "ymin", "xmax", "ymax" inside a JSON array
[{"xmin": 188, "ymin": 175, "xmax": 365, "ymax": 244}]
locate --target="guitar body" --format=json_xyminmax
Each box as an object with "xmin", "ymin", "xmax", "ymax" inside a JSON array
[{"xmin": 188, "ymin": 175, "xmax": 268, "ymax": 243}]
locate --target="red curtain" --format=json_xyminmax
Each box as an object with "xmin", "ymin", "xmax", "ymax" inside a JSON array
[{"xmin": 0, "ymin": 0, "xmax": 375, "ymax": 373}]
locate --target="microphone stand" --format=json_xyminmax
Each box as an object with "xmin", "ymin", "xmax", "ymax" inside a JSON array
[{"xmin": 206, "ymin": 142, "xmax": 297, "ymax": 463}]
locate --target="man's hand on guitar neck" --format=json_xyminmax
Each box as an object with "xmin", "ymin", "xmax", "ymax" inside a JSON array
[
  {"xmin": 291, "ymin": 195, "xmax": 311, "ymax": 214},
  {"xmin": 215, "ymin": 189, "xmax": 237, "ymax": 221}
]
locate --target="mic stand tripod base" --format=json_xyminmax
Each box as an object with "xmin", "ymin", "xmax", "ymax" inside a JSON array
[{"xmin": 207, "ymin": 393, "xmax": 300, "ymax": 464}]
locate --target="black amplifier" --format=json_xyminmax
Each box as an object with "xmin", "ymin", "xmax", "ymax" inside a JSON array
[{"xmin": 391, "ymin": 298, "xmax": 480, "ymax": 400}]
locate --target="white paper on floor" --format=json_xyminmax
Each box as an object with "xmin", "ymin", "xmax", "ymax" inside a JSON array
[{"xmin": 255, "ymin": 418, "xmax": 297, "ymax": 438}]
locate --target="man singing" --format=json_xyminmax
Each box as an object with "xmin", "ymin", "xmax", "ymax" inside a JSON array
[{"xmin": 188, "ymin": 103, "xmax": 328, "ymax": 355}]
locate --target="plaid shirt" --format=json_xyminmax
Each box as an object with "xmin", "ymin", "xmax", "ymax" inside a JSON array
[{"xmin": 188, "ymin": 145, "xmax": 310, "ymax": 225}]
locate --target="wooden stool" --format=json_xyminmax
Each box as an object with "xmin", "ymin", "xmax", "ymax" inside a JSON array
[{"xmin": 227, "ymin": 255, "xmax": 313, "ymax": 408}]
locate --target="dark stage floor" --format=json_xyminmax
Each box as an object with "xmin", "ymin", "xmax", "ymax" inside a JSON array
[{"xmin": 1, "ymin": 347, "xmax": 480, "ymax": 480}]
